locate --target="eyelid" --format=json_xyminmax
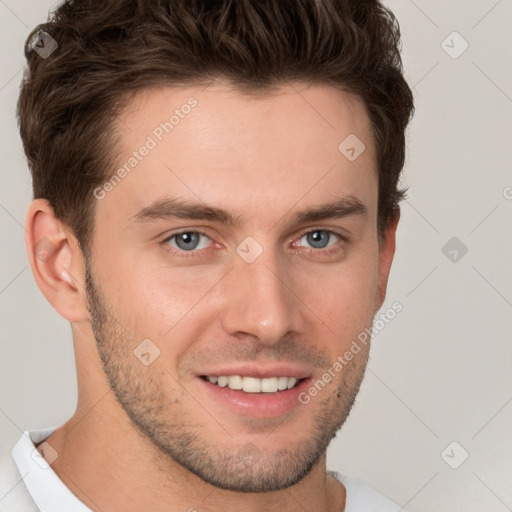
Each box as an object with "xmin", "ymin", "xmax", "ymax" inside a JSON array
[
  {"xmin": 162, "ymin": 227, "xmax": 212, "ymax": 242},
  {"xmin": 292, "ymin": 225, "xmax": 347, "ymax": 242}
]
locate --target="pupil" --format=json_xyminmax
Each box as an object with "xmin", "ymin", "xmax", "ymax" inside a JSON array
[
  {"xmin": 308, "ymin": 231, "xmax": 328, "ymax": 249},
  {"xmin": 177, "ymin": 232, "xmax": 199, "ymax": 250}
]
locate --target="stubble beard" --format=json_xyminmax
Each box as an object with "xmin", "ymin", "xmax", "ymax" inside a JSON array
[{"xmin": 84, "ymin": 259, "xmax": 370, "ymax": 493}]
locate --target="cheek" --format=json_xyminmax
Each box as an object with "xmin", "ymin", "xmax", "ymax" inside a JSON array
[
  {"xmin": 300, "ymin": 250, "xmax": 379, "ymax": 340},
  {"xmin": 99, "ymin": 257, "xmax": 224, "ymax": 353}
]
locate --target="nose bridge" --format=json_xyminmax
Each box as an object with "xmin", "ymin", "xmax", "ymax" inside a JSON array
[{"xmin": 220, "ymin": 244, "xmax": 302, "ymax": 344}]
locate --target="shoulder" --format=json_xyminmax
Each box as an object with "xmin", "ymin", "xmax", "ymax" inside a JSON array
[
  {"xmin": 0, "ymin": 447, "xmax": 39, "ymax": 512},
  {"xmin": 328, "ymin": 470, "xmax": 405, "ymax": 512}
]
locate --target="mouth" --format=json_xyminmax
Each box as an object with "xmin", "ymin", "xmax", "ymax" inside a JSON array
[
  {"xmin": 200, "ymin": 375, "xmax": 304, "ymax": 393},
  {"xmin": 196, "ymin": 370, "xmax": 313, "ymax": 418}
]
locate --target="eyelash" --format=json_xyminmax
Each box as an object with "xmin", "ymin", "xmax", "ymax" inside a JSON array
[{"xmin": 161, "ymin": 229, "xmax": 347, "ymax": 259}]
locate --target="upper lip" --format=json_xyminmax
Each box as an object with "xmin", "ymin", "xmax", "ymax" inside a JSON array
[{"xmin": 198, "ymin": 364, "xmax": 313, "ymax": 380}]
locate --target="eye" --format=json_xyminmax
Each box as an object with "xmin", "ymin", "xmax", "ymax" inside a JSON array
[
  {"xmin": 164, "ymin": 231, "xmax": 212, "ymax": 252},
  {"xmin": 297, "ymin": 230, "xmax": 342, "ymax": 250},
  {"xmin": 161, "ymin": 228, "xmax": 345, "ymax": 260}
]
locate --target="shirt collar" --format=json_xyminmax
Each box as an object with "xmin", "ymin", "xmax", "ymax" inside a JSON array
[{"xmin": 12, "ymin": 428, "xmax": 92, "ymax": 512}]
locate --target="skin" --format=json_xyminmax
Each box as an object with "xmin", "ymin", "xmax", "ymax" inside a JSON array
[{"xmin": 25, "ymin": 80, "xmax": 399, "ymax": 512}]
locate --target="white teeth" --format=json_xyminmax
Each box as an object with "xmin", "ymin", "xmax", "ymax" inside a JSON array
[
  {"xmin": 287, "ymin": 377, "xmax": 298, "ymax": 389},
  {"xmin": 242, "ymin": 377, "xmax": 261, "ymax": 393},
  {"xmin": 261, "ymin": 377, "xmax": 278, "ymax": 393},
  {"xmin": 205, "ymin": 375, "xmax": 302, "ymax": 393},
  {"xmin": 228, "ymin": 375, "xmax": 243, "ymax": 390},
  {"xmin": 277, "ymin": 376, "xmax": 288, "ymax": 390},
  {"xmin": 217, "ymin": 376, "xmax": 228, "ymax": 387}
]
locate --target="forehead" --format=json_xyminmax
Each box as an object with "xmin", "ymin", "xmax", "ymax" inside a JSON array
[
  {"xmin": 100, "ymin": 81, "xmax": 377, "ymax": 229},
  {"xmin": 118, "ymin": 81, "xmax": 374, "ymax": 159}
]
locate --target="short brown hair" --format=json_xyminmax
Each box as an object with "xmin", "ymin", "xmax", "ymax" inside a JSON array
[{"xmin": 18, "ymin": 0, "xmax": 414, "ymax": 255}]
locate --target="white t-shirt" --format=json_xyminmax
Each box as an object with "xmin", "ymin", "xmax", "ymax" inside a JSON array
[{"xmin": 0, "ymin": 429, "xmax": 405, "ymax": 511}]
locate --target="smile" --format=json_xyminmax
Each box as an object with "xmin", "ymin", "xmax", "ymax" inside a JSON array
[{"xmin": 201, "ymin": 375, "xmax": 303, "ymax": 393}]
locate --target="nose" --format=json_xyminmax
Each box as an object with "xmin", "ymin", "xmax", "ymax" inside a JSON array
[{"xmin": 219, "ymin": 246, "xmax": 304, "ymax": 346}]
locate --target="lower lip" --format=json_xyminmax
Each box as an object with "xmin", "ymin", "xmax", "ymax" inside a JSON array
[{"xmin": 197, "ymin": 377, "xmax": 312, "ymax": 418}]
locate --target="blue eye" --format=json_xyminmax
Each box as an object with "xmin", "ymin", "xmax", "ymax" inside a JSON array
[
  {"xmin": 165, "ymin": 232, "xmax": 211, "ymax": 251},
  {"xmin": 161, "ymin": 228, "xmax": 345, "ymax": 260},
  {"xmin": 298, "ymin": 230, "xmax": 341, "ymax": 249}
]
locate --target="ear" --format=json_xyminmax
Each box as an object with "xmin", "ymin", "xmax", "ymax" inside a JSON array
[
  {"xmin": 375, "ymin": 207, "xmax": 400, "ymax": 311},
  {"xmin": 25, "ymin": 199, "xmax": 89, "ymax": 322}
]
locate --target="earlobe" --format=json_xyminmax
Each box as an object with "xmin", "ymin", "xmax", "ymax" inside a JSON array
[{"xmin": 25, "ymin": 199, "xmax": 88, "ymax": 322}]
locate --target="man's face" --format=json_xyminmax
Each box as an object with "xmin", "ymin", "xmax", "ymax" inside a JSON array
[{"xmin": 86, "ymin": 81, "xmax": 388, "ymax": 492}]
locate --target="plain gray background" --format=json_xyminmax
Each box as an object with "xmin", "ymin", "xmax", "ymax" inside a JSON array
[{"xmin": 1, "ymin": 1, "xmax": 511, "ymax": 511}]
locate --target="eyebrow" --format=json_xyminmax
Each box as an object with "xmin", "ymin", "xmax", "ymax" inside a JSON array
[{"xmin": 129, "ymin": 195, "xmax": 368, "ymax": 228}]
